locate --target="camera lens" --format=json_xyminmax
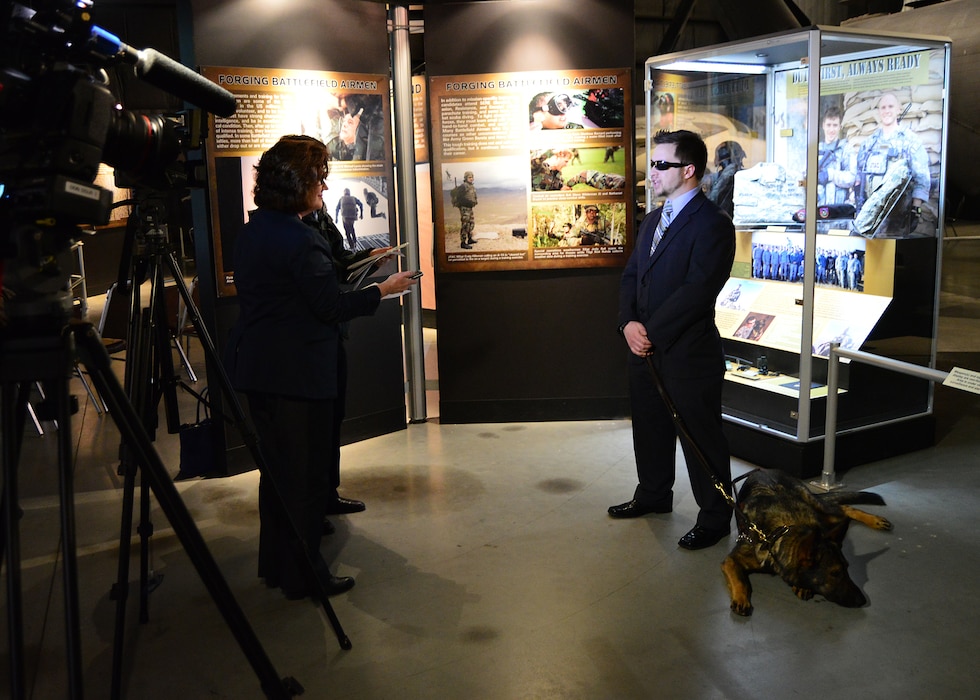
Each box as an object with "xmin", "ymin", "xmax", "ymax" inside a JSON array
[{"xmin": 103, "ymin": 110, "xmax": 181, "ymax": 178}]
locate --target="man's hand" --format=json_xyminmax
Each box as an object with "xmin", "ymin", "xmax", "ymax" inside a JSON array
[{"xmin": 622, "ymin": 321, "xmax": 653, "ymax": 357}]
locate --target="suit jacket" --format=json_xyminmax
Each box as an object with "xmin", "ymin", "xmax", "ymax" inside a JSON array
[
  {"xmin": 619, "ymin": 190, "xmax": 735, "ymax": 378},
  {"xmin": 225, "ymin": 208, "xmax": 382, "ymax": 400}
]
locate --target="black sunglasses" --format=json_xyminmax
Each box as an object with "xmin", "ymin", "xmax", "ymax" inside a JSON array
[{"xmin": 650, "ymin": 160, "xmax": 690, "ymax": 171}]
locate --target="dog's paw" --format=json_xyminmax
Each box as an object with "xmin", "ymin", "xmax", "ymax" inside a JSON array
[
  {"xmin": 793, "ymin": 586, "xmax": 814, "ymax": 601},
  {"xmin": 730, "ymin": 598, "xmax": 754, "ymax": 616},
  {"xmin": 872, "ymin": 515, "xmax": 893, "ymax": 531}
]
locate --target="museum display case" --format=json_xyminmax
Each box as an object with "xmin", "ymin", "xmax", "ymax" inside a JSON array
[{"xmin": 644, "ymin": 27, "xmax": 951, "ymax": 474}]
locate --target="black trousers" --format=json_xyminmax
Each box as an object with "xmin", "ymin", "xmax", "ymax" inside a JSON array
[
  {"xmin": 249, "ymin": 391, "xmax": 339, "ymax": 594},
  {"xmin": 628, "ymin": 358, "xmax": 732, "ymax": 531}
]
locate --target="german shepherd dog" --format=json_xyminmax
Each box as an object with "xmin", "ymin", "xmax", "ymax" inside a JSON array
[{"xmin": 722, "ymin": 468, "xmax": 892, "ymax": 616}]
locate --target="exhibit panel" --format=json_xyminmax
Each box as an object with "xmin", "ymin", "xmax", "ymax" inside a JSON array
[
  {"xmin": 425, "ymin": 0, "xmax": 635, "ymax": 424},
  {"xmin": 428, "ymin": 69, "xmax": 634, "ymax": 273},
  {"xmin": 645, "ymin": 27, "xmax": 951, "ymax": 474}
]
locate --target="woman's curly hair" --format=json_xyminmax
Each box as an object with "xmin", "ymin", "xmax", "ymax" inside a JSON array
[{"xmin": 253, "ymin": 135, "xmax": 329, "ymax": 213}]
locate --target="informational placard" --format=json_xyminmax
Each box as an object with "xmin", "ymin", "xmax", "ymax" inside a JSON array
[
  {"xmin": 200, "ymin": 66, "xmax": 394, "ymax": 297},
  {"xmin": 429, "ymin": 68, "xmax": 633, "ymax": 272},
  {"xmin": 717, "ymin": 230, "xmax": 894, "ymax": 358},
  {"xmin": 944, "ymin": 367, "xmax": 980, "ymax": 395}
]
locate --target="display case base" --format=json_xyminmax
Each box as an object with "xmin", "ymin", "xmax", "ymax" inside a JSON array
[
  {"xmin": 440, "ymin": 397, "xmax": 629, "ymax": 424},
  {"xmin": 723, "ymin": 414, "xmax": 936, "ymax": 479}
]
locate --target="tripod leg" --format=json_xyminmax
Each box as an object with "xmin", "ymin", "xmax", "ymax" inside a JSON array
[
  {"xmin": 3, "ymin": 339, "xmax": 85, "ymax": 699},
  {"xmin": 50, "ymin": 366, "xmax": 85, "ymax": 696},
  {"xmin": 109, "ymin": 431, "xmax": 139, "ymax": 700},
  {"xmin": 164, "ymin": 253, "xmax": 352, "ymax": 649},
  {"xmin": 2, "ymin": 381, "xmax": 28, "ymax": 699},
  {"xmin": 148, "ymin": 264, "xmax": 180, "ymax": 434},
  {"xmin": 137, "ymin": 478, "xmax": 162, "ymax": 622},
  {"xmin": 73, "ymin": 321, "xmax": 300, "ymax": 699},
  {"xmin": 112, "ymin": 304, "xmax": 153, "ymax": 676},
  {"xmin": 73, "ymin": 364, "xmax": 104, "ymax": 416},
  {"xmin": 171, "ymin": 331, "xmax": 198, "ymax": 383},
  {"xmin": 27, "ymin": 393, "xmax": 45, "ymax": 435}
]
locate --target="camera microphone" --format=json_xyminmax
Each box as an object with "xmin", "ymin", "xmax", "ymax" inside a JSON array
[
  {"xmin": 89, "ymin": 26, "xmax": 237, "ymax": 118},
  {"xmin": 132, "ymin": 49, "xmax": 237, "ymax": 118}
]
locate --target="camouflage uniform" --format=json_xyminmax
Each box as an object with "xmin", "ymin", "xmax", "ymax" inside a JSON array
[
  {"xmin": 571, "ymin": 207, "xmax": 608, "ymax": 245},
  {"xmin": 531, "ymin": 153, "xmax": 566, "ymax": 191},
  {"xmin": 456, "ymin": 172, "xmax": 478, "ymax": 247},
  {"xmin": 817, "ymin": 138, "xmax": 856, "ymax": 205},
  {"xmin": 565, "ymin": 169, "xmax": 626, "ymax": 191},
  {"xmin": 855, "ymin": 127, "xmax": 930, "ymax": 214}
]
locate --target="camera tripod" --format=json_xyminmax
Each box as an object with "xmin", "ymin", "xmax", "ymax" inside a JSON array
[
  {"xmin": 3, "ymin": 318, "xmax": 306, "ymax": 699},
  {"xmin": 2, "ymin": 225, "xmax": 350, "ymax": 700},
  {"xmin": 104, "ymin": 196, "xmax": 353, "ymax": 694},
  {"xmin": 107, "ymin": 196, "xmax": 199, "ymax": 674},
  {"xmin": 107, "ymin": 192, "xmax": 239, "ymax": 697}
]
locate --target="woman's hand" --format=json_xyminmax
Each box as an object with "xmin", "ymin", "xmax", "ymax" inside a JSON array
[{"xmin": 377, "ymin": 270, "xmax": 420, "ymax": 297}]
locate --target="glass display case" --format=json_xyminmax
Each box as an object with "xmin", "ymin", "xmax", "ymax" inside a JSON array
[{"xmin": 644, "ymin": 27, "xmax": 951, "ymax": 475}]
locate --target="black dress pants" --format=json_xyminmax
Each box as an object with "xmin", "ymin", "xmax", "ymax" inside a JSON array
[
  {"xmin": 628, "ymin": 357, "xmax": 733, "ymax": 531},
  {"xmin": 249, "ymin": 392, "xmax": 338, "ymax": 595}
]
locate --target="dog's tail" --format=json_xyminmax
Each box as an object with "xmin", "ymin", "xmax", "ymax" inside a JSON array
[{"xmin": 819, "ymin": 490, "xmax": 886, "ymax": 507}]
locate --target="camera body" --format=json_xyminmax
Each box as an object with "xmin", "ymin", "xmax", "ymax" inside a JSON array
[
  {"xmin": 0, "ymin": 66, "xmax": 120, "ymax": 224},
  {"xmin": 0, "ymin": 1, "xmax": 224, "ymax": 331}
]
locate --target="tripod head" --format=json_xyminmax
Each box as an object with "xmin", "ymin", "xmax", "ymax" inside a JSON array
[{"xmin": 0, "ymin": 0, "xmax": 234, "ymax": 335}]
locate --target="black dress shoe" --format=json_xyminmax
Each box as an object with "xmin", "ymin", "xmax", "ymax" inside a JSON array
[
  {"xmin": 607, "ymin": 499, "xmax": 672, "ymax": 519},
  {"xmin": 281, "ymin": 573, "xmax": 356, "ymax": 600},
  {"xmin": 324, "ymin": 497, "xmax": 366, "ymax": 515},
  {"xmin": 317, "ymin": 574, "xmax": 355, "ymax": 598},
  {"xmin": 677, "ymin": 525, "xmax": 730, "ymax": 550}
]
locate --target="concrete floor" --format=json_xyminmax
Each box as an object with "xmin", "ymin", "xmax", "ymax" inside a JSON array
[{"xmin": 3, "ymin": 233, "xmax": 980, "ymax": 699}]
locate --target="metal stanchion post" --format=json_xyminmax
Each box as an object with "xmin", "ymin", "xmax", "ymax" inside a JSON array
[{"xmin": 812, "ymin": 343, "xmax": 843, "ymax": 491}]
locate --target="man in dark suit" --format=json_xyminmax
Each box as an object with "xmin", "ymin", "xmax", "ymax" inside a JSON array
[{"xmin": 609, "ymin": 130, "xmax": 735, "ymax": 551}]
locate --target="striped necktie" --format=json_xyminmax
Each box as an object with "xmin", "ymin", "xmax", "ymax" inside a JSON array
[{"xmin": 650, "ymin": 199, "xmax": 672, "ymax": 255}]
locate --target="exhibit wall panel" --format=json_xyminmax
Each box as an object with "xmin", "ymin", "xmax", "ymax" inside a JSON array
[
  {"xmin": 184, "ymin": 0, "xmax": 405, "ymax": 470},
  {"xmin": 426, "ymin": 0, "xmax": 636, "ymax": 423}
]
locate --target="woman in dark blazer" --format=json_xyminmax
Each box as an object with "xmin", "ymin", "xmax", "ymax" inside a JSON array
[{"xmin": 225, "ymin": 135, "xmax": 417, "ymax": 599}]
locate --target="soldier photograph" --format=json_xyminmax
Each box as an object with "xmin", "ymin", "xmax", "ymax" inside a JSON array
[
  {"xmin": 854, "ymin": 91, "xmax": 931, "ymax": 235},
  {"xmin": 335, "ymin": 187, "xmax": 364, "ymax": 250},
  {"xmin": 567, "ymin": 203, "xmax": 610, "ymax": 246},
  {"xmin": 450, "ymin": 170, "xmax": 478, "ymax": 249},
  {"xmin": 528, "ymin": 91, "xmax": 584, "ymax": 130}
]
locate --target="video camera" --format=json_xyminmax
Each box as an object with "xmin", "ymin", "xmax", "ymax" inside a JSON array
[{"xmin": 0, "ymin": 0, "xmax": 235, "ymax": 330}]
